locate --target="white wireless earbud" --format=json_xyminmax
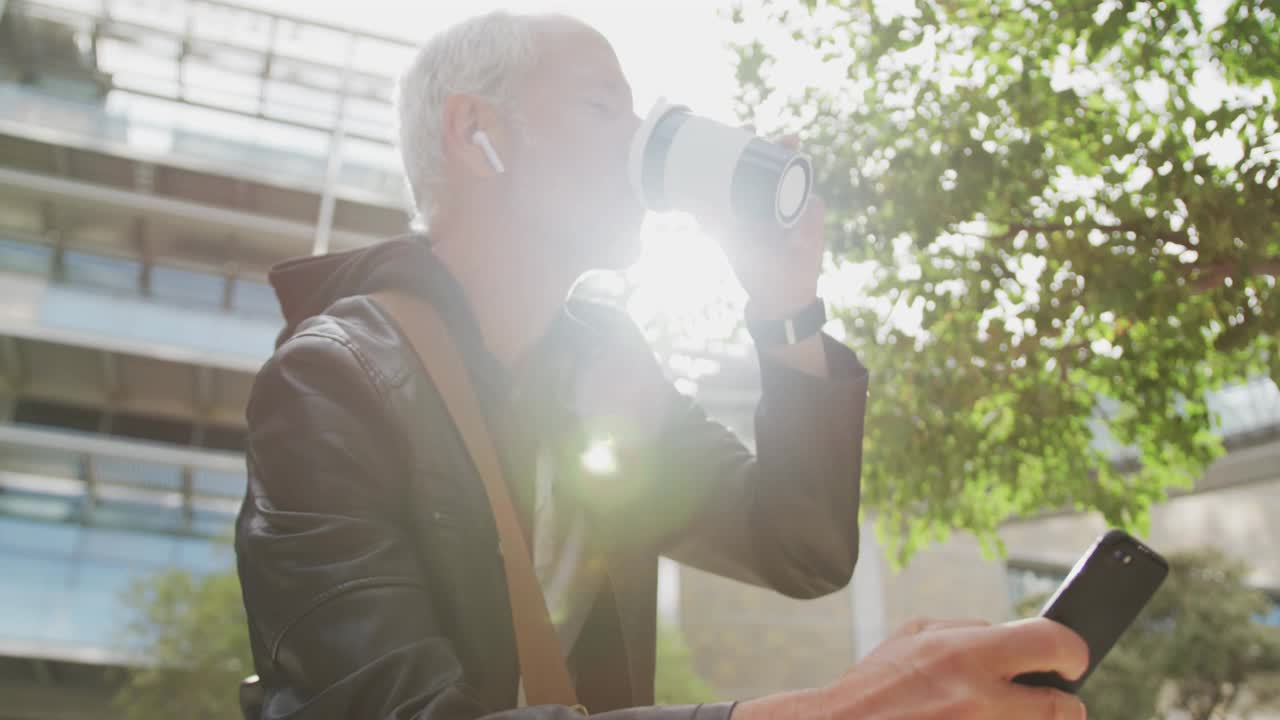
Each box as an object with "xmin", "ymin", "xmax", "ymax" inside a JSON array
[{"xmin": 471, "ymin": 130, "xmax": 506, "ymax": 175}]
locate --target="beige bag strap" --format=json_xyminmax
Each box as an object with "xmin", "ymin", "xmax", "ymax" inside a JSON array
[{"xmin": 369, "ymin": 291, "xmax": 586, "ymax": 715}]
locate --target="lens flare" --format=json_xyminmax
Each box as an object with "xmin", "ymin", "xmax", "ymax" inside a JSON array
[{"xmin": 581, "ymin": 438, "xmax": 619, "ymax": 476}]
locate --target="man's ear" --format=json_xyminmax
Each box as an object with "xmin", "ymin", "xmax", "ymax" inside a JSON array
[{"xmin": 441, "ymin": 94, "xmax": 506, "ymax": 179}]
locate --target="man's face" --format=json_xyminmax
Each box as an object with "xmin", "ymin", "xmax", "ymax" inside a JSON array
[{"xmin": 504, "ymin": 19, "xmax": 646, "ymax": 271}]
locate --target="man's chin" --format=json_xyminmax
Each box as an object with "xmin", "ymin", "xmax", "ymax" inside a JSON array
[{"xmin": 560, "ymin": 217, "xmax": 645, "ymax": 272}]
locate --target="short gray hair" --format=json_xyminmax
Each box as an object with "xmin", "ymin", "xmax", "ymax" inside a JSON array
[{"xmin": 395, "ymin": 11, "xmax": 539, "ymax": 225}]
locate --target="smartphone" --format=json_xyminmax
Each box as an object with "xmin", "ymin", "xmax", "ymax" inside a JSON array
[{"xmin": 1013, "ymin": 529, "xmax": 1169, "ymax": 692}]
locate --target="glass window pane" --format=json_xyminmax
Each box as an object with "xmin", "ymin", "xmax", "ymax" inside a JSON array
[
  {"xmin": 1260, "ymin": 597, "xmax": 1280, "ymax": 627},
  {"xmin": 0, "ymin": 237, "xmax": 53, "ymax": 275},
  {"xmin": 95, "ymin": 481, "xmax": 183, "ymax": 512},
  {"xmin": 150, "ymin": 265, "xmax": 226, "ymax": 310},
  {"xmin": 1208, "ymin": 378, "xmax": 1280, "ymax": 438},
  {"xmin": 6, "ymin": 548, "xmax": 72, "ymax": 587},
  {"xmin": 70, "ymin": 562, "xmax": 143, "ymax": 647},
  {"xmin": 191, "ymin": 508, "xmax": 236, "ymax": 539},
  {"xmin": 173, "ymin": 536, "xmax": 234, "ymax": 575},
  {"xmin": 0, "ymin": 490, "xmax": 82, "ymax": 523},
  {"xmin": 80, "ymin": 526, "xmax": 178, "ymax": 566},
  {"xmin": 0, "ymin": 547, "xmax": 74, "ymax": 644},
  {"xmin": 1006, "ymin": 565, "xmax": 1066, "ymax": 609},
  {"xmin": 62, "ymin": 250, "xmax": 141, "ymax": 294},
  {"xmin": 339, "ymin": 137, "xmax": 403, "ymax": 196},
  {"xmin": 90, "ymin": 498, "xmax": 185, "ymax": 535},
  {"xmin": 232, "ymin": 279, "xmax": 280, "ymax": 318},
  {"xmin": 192, "ymin": 468, "xmax": 245, "ymax": 499},
  {"xmin": 0, "ymin": 516, "xmax": 81, "ymax": 556},
  {"xmin": 95, "ymin": 457, "xmax": 183, "ymax": 492}
]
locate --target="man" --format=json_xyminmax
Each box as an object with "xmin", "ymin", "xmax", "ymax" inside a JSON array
[{"xmin": 235, "ymin": 10, "xmax": 1089, "ymax": 720}]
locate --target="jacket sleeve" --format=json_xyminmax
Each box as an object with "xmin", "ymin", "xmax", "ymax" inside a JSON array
[
  {"xmin": 649, "ymin": 334, "xmax": 869, "ymax": 599},
  {"xmin": 235, "ymin": 329, "xmax": 738, "ymax": 720}
]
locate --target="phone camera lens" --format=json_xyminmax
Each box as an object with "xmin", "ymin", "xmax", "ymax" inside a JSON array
[{"xmin": 1113, "ymin": 549, "xmax": 1133, "ymax": 565}]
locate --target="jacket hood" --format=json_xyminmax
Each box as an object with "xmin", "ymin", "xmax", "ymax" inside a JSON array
[{"xmin": 268, "ymin": 234, "xmax": 433, "ymax": 347}]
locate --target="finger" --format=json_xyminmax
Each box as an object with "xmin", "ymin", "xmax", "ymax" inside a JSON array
[
  {"xmin": 782, "ymin": 193, "xmax": 825, "ymax": 253},
  {"xmin": 983, "ymin": 618, "xmax": 1090, "ymax": 682},
  {"xmin": 998, "ymin": 683, "xmax": 1087, "ymax": 720},
  {"xmin": 799, "ymin": 194, "xmax": 825, "ymax": 234},
  {"xmin": 778, "ymin": 133, "xmax": 800, "ymax": 149},
  {"xmin": 889, "ymin": 618, "xmax": 934, "ymax": 639}
]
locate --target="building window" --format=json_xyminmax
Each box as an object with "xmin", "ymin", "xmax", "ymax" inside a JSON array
[
  {"xmin": 0, "ymin": 236, "xmax": 53, "ymax": 275},
  {"xmin": 0, "ymin": 235, "xmax": 278, "ymax": 324},
  {"xmin": 62, "ymin": 250, "xmax": 142, "ymax": 295},
  {"xmin": 1006, "ymin": 563, "xmax": 1067, "ymax": 613},
  {"xmin": 150, "ymin": 264, "xmax": 227, "ymax": 311},
  {"xmin": 1260, "ymin": 594, "xmax": 1280, "ymax": 627},
  {"xmin": 191, "ymin": 508, "xmax": 237, "ymax": 538},
  {"xmin": 0, "ymin": 488, "xmax": 82, "ymax": 524},
  {"xmin": 94, "ymin": 456, "xmax": 183, "ymax": 492},
  {"xmin": 232, "ymin": 278, "xmax": 280, "ymax": 318},
  {"xmin": 91, "ymin": 495, "xmax": 185, "ymax": 535},
  {"xmin": 192, "ymin": 468, "xmax": 246, "ymax": 499},
  {"xmin": 0, "ymin": 515, "xmax": 237, "ymax": 651}
]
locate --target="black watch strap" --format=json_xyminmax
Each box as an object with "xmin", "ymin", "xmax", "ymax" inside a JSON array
[{"xmin": 746, "ymin": 298, "xmax": 827, "ymax": 347}]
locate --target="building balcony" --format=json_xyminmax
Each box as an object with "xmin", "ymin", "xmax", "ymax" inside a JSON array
[
  {"xmin": 1, "ymin": 248, "xmax": 279, "ymax": 374},
  {"xmin": 0, "ymin": 423, "xmax": 243, "ymax": 662}
]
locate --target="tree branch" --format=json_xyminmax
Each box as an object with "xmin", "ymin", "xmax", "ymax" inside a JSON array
[
  {"xmin": 1187, "ymin": 256, "xmax": 1280, "ymax": 292},
  {"xmin": 1221, "ymin": 680, "xmax": 1242, "ymax": 717}
]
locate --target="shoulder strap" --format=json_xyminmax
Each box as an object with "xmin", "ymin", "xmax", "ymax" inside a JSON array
[{"xmin": 368, "ymin": 291, "xmax": 586, "ymax": 715}]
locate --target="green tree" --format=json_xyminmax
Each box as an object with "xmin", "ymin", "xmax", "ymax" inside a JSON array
[
  {"xmin": 1155, "ymin": 550, "xmax": 1280, "ymax": 720},
  {"xmin": 655, "ymin": 624, "xmax": 720, "ymax": 704},
  {"xmin": 729, "ymin": 0, "xmax": 1280, "ymax": 561},
  {"xmin": 1017, "ymin": 549, "xmax": 1280, "ymax": 720},
  {"xmin": 116, "ymin": 568, "xmax": 718, "ymax": 717},
  {"xmin": 114, "ymin": 568, "xmax": 253, "ymax": 720}
]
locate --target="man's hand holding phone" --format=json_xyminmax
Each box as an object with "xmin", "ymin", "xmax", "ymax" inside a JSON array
[
  {"xmin": 734, "ymin": 530, "xmax": 1169, "ymax": 719},
  {"xmin": 734, "ymin": 617, "xmax": 1089, "ymax": 720}
]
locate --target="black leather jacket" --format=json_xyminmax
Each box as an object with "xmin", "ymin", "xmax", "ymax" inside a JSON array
[{"xmin": 235, "ymin": 237, "xmax": 869, "ymax": 720}]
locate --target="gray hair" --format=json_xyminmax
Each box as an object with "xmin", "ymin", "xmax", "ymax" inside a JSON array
[{"xmin": 395, "ymin": 11, "xmax": 540, "ymax": 225}]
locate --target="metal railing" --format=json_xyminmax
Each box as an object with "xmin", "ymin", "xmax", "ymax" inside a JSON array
[
  {"xmin": 9, "ymin": 0, "xmax": 416, "ymax": 143},
  {"xmin": 4, "ymin": 0, "xmax": 420, "ymax": 254},
  {"xmin": 0, "ymin": 423, "xmax": 244, "ymax": 534}
]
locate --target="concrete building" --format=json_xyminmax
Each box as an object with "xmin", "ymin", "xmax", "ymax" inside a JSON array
[
  {"xmin": 0, "ymin": 1, "xmax": 413, "ymax": 716},
  {"xmin": 1, "ymin": 1, "xmax": 1277, "ymax": 718}
]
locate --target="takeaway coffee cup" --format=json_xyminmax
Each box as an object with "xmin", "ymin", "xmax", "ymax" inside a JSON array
[{"xmin": 628, "ymin": 99, "xmax": 813, "ymax": 230}]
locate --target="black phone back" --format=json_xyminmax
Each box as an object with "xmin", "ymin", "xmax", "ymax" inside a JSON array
[{"xmin": 1015, "ymin": 530, "xmax": 1169, "ymax": 692}]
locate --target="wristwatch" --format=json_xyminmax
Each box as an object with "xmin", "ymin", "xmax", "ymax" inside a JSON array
[{"xmin": 746, "ymin": 297, "xmax": 827, "ymax": 347}]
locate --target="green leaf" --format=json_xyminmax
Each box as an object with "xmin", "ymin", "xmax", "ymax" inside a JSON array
[{"xmin": 732, "ymin": 0, "xmax": 1280, "ymax": 563}]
